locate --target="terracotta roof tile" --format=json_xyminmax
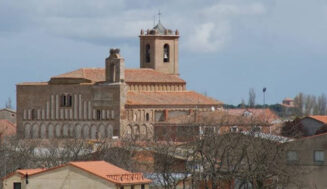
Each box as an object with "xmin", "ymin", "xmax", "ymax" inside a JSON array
[
  {"xmin": 226, "ymin": 108, "xmax": 280, "ymax": 123},
  {"xmin": 125, "ymin": 69, "xmax": 185, "ymax": 83},
  {"xmin": 17, "ymin": 168, "xmax": 44, "ymax": 175},
  {"xmin": 49, "ymin": 68, "xmax": 185, "ymax": 84},
  {"xmin": 126, "ymin": 91, "xmax": 222, "ymax": 106},
  {"xmin": 309, "ymin": 115, "xmax": 327, "ymax": 124},
  {"xmin": 5, "ymin": 161, "xmax": 151, "ymax": 184},
  {"xmin": 163, "ymin": 111, "xmax": 273, "ymax": 126}
]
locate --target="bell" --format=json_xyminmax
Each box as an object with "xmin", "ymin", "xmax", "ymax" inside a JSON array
[{"xmin": 164, "ymin": 53, "xmax": 168, "ymax": 59}]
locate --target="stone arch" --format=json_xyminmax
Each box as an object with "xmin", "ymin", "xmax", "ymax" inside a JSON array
[
  {"xmin": 98, "ymin": 124, "xmax": 106, "ymax": 139},
  {"xmin": 147, "ymin": 124, "xmax": 154, "ymax": 139},
  {"xmin": 48, "ymin": 124, "xmax": 54, "ymax": 138},
  {"xmin": 107, "ymin": 124, "xmax": 113, "ymax": 138},
  {"xmin": 40, "ymin": 123, "xmax": 47, "ymax": 139},
  {"xmin": 133, "ymin": 124, "xmax": 140, "ymax": 140},
  {"xmin": 32, "ymin": 124, "xmax": 39, "ymax": 138},
  {"xmin": 75, "ymin": 124, "xmax": 82, "ymax": 138},
  {"xmin": 63, "ymin": 124, "xmax": 69, "ymax": 137},
  {"xmin": 125, "ymin": 124, "xmax": 132, "ymax": 138},
  {"xmin": 83, "ymin": 124, "xmax": 90, "ymax": 139},
  {"xmin": 69, "ymin": 125, "xmax": 74, "ymax": 137},
  {"xmin": 55, "ymin": 124, "xmax": 62, "ymax": 138},
  {"xmin": 91, "ymin": 125, "xmax": 97, "ymax": 139},
  {"xmin": 24, "ymin": 123, "xmax": 31, "ymax": 139},
  {"xmin": 140, "ymin": 124, "xmax": 147, "ymax": 140}
]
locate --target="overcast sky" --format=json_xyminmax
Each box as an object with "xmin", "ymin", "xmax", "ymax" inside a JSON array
[{"xmin": 1, "ymin": 0, "xmax": 327, "ymax": 108}]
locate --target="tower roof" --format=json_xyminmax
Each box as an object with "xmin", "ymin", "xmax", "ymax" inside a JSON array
[
  {"xmin": 141, "ymin": 22, "xmax": 176, "ymax": 36},
  {"xmin": 153, "ymin": 22, "xmax": 167, "ymax": 35}
]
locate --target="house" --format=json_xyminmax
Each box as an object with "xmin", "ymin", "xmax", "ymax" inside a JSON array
[
  {"xmin": 0, "ymin": 119, "xmax": 16, "ymax": 141},
  {"xmin": 299, "ymin": 115, "xmax": 327, "ymax": 136},
  {"xmin": 2, "ymin": 161, "xmax": 151, "ymax": 189},
  {"xmin": 0, "ymin": 108, "xmax": 16, "ymax": 124},
  {"xmin": 16, "ymin": 22, "xmax": 222, "ymax": 140},
  {"xmin": 286, "ymin": 133, "xmax": 327, "ymax": 188},
  {"xmin": 154, "ymin": 109, "xmax": 281, "ymax": 142},
  {"xmin": 282, "ymin": 98, "xmax": 295, "ymax": 108}
]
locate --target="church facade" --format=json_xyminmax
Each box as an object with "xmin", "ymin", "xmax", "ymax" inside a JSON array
[{"xmin": 16, "ymin": 23, "xmax": 223, "ymax": 140}]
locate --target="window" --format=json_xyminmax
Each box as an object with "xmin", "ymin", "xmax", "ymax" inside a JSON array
[
  {"xmin": 251, "ymin": 126, "xmax": 262, "ymax": 133},
  {"xmin": 131, "ymin": 185, "xmax": 135, "ymax": 189},
  {"xmin": 230, "ymin": 126, "xmax": 239, "ymax": 133},
  {"xmin": 287, "ymin": 151, "xmax": 298, "ymax": 162},
  {"xmin": 141, "ymin": 184, "xmax": 145, "ymax": 189},
  {"xmin": 163, "ymin": 44, "xmax": 169, "ymax": 62},
  {"xmin": 60, "ymin": 94, "xmax": 73, "ymax": 107},
  {"xmin": 314, "ymin": 150, "xmax": 325, "ymax": 162},
  {"xmin": 120, "ymin": 186, "xmax": 124, "ymax": 189},
  {"xmin": 14, "ymin": 183, "xmax": 21, "ymax": 189},
  {"xmin": 145, "ymin": 44, "xmax": 150, "ymax": 63},
  {"xmin": 96, "ymin": 110, "xmax": 101, "ymax": 120},
  {"xmin": 146, "ymin": 113, "xmax": 150, "ymax": 121},
  {"xmin": 31, "ymin": 109, "xmax": 36, "ymax": 120}
]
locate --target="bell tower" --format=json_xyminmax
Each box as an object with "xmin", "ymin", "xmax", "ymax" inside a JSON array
[{"xmin": 139, "ymin": 22, "xmax": 180, "ymax": 75}]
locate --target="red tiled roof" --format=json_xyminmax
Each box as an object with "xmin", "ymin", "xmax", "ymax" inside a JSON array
[
  {"xmin": 17, "ymin": 168, "xmax": 44, "ymax": 176},
  {"xmin": 0, "ymin": 119, "xmax": 16, "ymax": 137},
  {"xmin": 226, "ymin": 108, "xmax": 280, "ymax": 123},
  {"xmin": 49, "ymin": 68, "xmax": 185, "ymax": 84},
  {"xmin": 162, "ymin": 111, "xmax": 273, "ymax": 126},
  {"xmin": 126, "ymin": 91, "xmax": 222, "ymax": 106},
  {"xmin": 309, "ymin": 116, "xmax": 327, "ymax": 124},
  {"xmin": 4, "ymin": 161, "xmax": 151, "ymax": 184}
]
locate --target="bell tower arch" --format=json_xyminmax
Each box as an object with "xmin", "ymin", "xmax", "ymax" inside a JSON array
[{"xmin": 139, "ymin": 22, "xmax": 180, "ymax": 75}]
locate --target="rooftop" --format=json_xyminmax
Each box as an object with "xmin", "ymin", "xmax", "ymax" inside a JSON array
[
  {"xmin": 126, "ymin": 91, "xmax": 222, "ymax": 106},
  {"xmin": 308, "ymin": 115, "xmax": 327, "ymax": 124},
  {"xmin": 4, "ymin": 161, "xmax": 151, "ymax": 184},
  {"xmin": 19, "ymin": 68, "xmax": 186, "ymax": 85}
]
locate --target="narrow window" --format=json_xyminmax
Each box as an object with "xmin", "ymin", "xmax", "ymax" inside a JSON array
[
  {"xmin": 96, "ymin": 110, "xmax": 101, "ymax": 120},
  {"xmin": 131, "ymin": 185, "xmax": 135, "ymax": 189},
  {"xmin": 31, "ymin": 109, "xmax": 36, "ymax": 120},
  {"xmin": 141, "ymin": 184, "xmax": 145, "ymax": 189},
  {"xmin": 14, "ymin": 182, "xmax": 21, "ymax": 189},
  {"xmin": 60, "ymin": 95, "xmax": 66, "ymax": 107},
  {"xmin": 146, "ymin": 113, "xmax": 150, "ymax": 121},
  {"xmin": 60, "ymin": 94, "xmax": 72, "ymax": 107},
  {"xmin": 120, "ymin": 186, "xmax": 124, "ymax": 189},
  {"xmin": 163, "ymin": 44, "xmax": 169, "ymax": 62},
  {"xmin": 67, "ymin": 95, "xmax": 73, "ymax": 107},
  {"xmin": 145, "ymin": 44, "xmax": 150, "ymax": 63},
  {"xmin": 314, "ymin": 150, "xmax": 325, "ymax": 162}
]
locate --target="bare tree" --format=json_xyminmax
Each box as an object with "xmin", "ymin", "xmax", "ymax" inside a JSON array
[
  {"xmin": 5, "ymin": 97, "xmax": 12, "ymax": 109},
  {"xmin": 248, "ymin": 88, "xmax": 256, "ymax": 108},
  {"xmin": 294, "ymin": 93, "xmax": 304, "ymax": 116},
  {"xmin": 317, "ymin": 93, "xmax": 327, "ymax": 115}
]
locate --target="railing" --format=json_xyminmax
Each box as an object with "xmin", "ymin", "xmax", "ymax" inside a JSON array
[{"xmin": 107, "ymin": 173, "xmax": 145, "ymax": 182}]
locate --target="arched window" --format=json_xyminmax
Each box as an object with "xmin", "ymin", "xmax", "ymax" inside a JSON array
[
  {"xmin": 163, "ymin": 44, "xmax": 169, "ymax": 62},
  {"xmin": 145, "ymin": 44, "xmax": 150, "ymax": 63}
]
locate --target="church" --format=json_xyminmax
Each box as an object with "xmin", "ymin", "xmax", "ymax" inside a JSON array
[{"xmin": 16, "ymin": 22, "xmax": 223, "ymax": 140}]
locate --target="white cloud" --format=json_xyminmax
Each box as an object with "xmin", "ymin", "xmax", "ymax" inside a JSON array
[{"xmin": 184, "ymin": 22, "xmax": 230, "ymax": 52}]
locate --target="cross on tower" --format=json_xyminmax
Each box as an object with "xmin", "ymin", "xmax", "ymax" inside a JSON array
[{"xmin": 158, "ymin": 10, "xmax": 161, "ymax": 23}]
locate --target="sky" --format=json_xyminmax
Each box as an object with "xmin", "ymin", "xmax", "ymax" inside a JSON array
[{"xmin": 1, "ymin": 0, "xmax": 327, "ymax": 109}]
